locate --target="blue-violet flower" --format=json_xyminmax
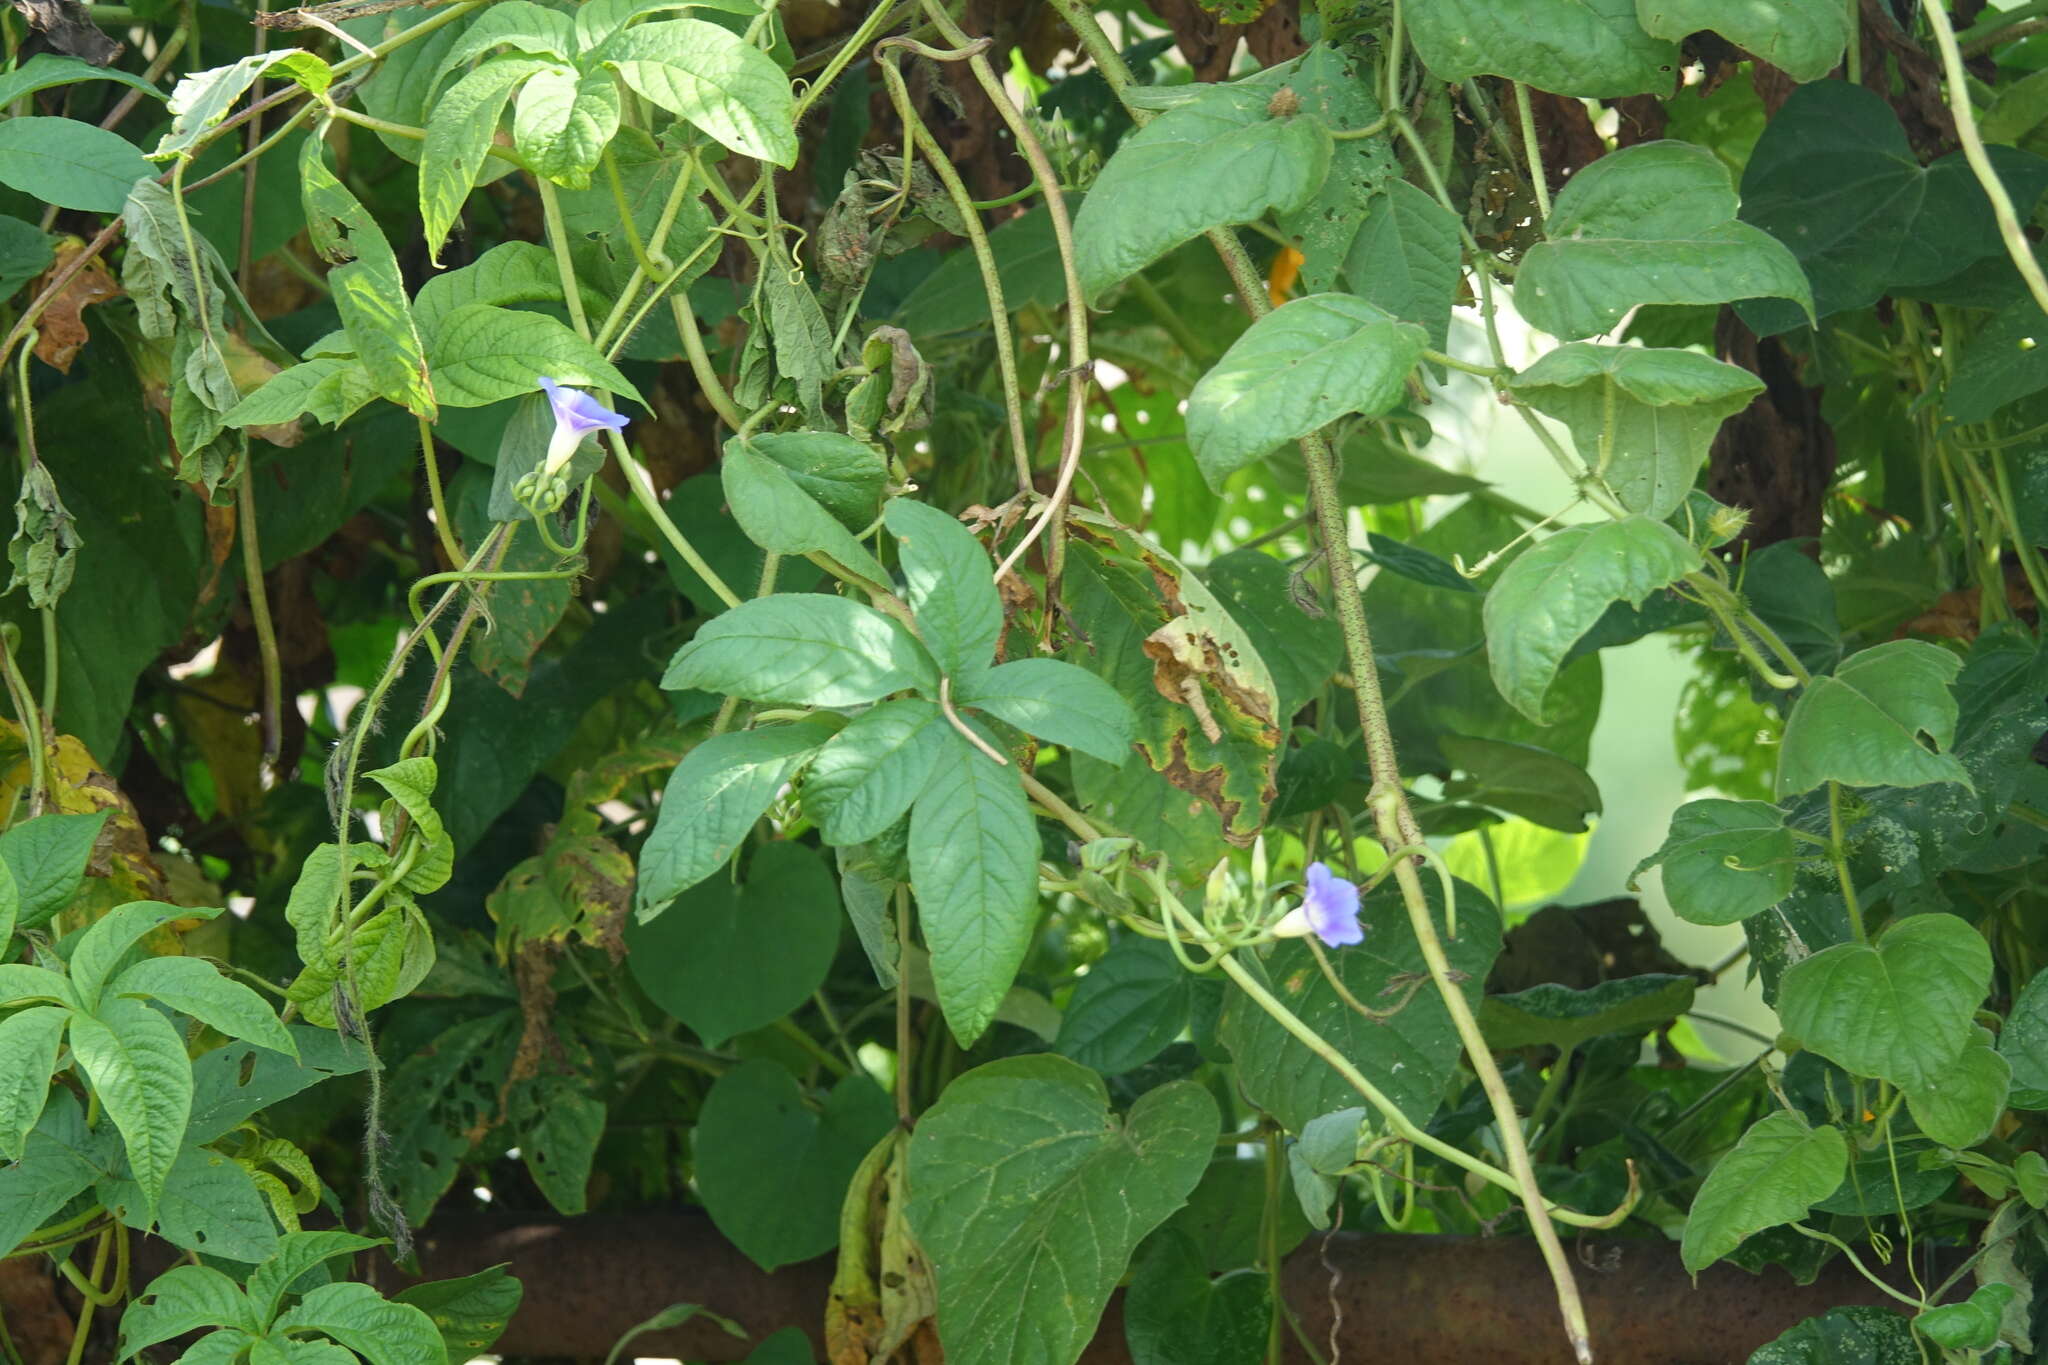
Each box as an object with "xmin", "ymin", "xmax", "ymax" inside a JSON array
[
  {"xmin": 538, "ymin": 376, "xmax": 628, "ymax": 481},
  {"xmin": 1272, "ymin": 861, "xmax": 1363, "ymax": 947}
]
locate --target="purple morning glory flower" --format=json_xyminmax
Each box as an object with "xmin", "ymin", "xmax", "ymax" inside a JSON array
[
  {"xmin": 537, "ymin": 376, "xmax": 628, "ymax": 481},
  {"xmin": 1274, "ymin": 862, "xmax": 1363, "ymax": 947}
]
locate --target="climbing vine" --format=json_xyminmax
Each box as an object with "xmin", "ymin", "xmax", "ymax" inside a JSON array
[{"xmin": 0, "ymin": 1, "xmax": 2046, "ymax": 1363}]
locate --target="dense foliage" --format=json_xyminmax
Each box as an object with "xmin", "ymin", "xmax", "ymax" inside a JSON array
[{"xmin": 2, "ymin": 0, "xmax": 2048, "ymax": 1361}]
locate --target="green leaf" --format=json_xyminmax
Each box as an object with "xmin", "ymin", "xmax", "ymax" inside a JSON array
[
  {"xmin": 1945, "ymin": 292, "xmax": 2048, "ymax": 423},
  {"xmin": 391, "ymin": 1264, "xmax": 522, "ymax": 1365},
  {"xmin": 107, "ymin": 957, "xmax": 296, "ymax": 1058},
  {"xmin": 418, "ymin": 57, "xmax": 548, "ymax": 261},
  {"xmin": 1747, "ymin": 1308, "xmax": 1918, "ymax": 1365},
  {"xmin": 1776, "ymin": 913, "xmax": 1992, "ymax": 1092},
  {"xmin": 1632, "ymin": 798, "xmax": 1799, "ymax": 925},
  {"xmin": 424, "ymin": 303, "xmax": 642, "ymax": 407},
  {"xmin": 69, "ymin": 900, "xmax": 223, "ymax": 1012},
  {"xmin": 223, "ymin": 359, "xmax": 378, "ymax": 431},
  {"xmin": 836, "ymin": 847, "xmax": 899, "ymax": 988},
  {"xmin": 0, "ymin": 53, "xmax": 162, "ymax": 109},
  {"xmin": 624, "ymin": 841, "xmax": 842, "ymax": 1047},
  {"xmin": 1479, "ymin": 974, "xmax": 1696, "ymax": 1051},
  {"xmin": 885, "ymin": 500, "xmax": 1001, "ymax": 679},
  {"xmin": 1341, "ymin": 180, "xmax": 1462, "ymax": 355},
  {"xmin": 272, "ymin": 1282, "xmax": 447, "ymax": 1365},
  {"xmin": 430, "ymin": 0, "xmax": 574, "ymax": 86},
  {"xmin": 1915, "ymin": 1284, "xmax": 2015, "ymax": 1352},
  {"xmin": 246, "ymin": 1230, "xmax": 386, "ymax": 1326},
  {"xmin": 363, "ymin": 757, "xmax": 455, "ymax": 894},
  {"xmin": 1515, "ymin": 141, "xmax": 1812, "ymax": 340},
  {"xmin": 1055, "ymin": 936, "xmax": 1192, "ymax": 1076},
  {"xmin": 411, "ymin": 241, "xmax": 577, "ymax": 337},
  {"xmin": 1405, "ymin": 0, "xmax": 1679, "ymax": 96},
  {"xmin": 1072, "ymin": 81, "xmax": 1332, "ymax": 300},
  {"xmin": 802, "ymin": 699, "xmax": 949, "ymax": 847},
  {"xmin": 154, "ymin": 52, "xmax": 332, "ymax": 162},
  {"xmin": 957, "ymin": 658, "xmax": 1138, "ymax": 766},
  {"xmin": 1184, "ymin": 294, "xmax": 1426, "ymax": 488},
  {"xmin": 0, "ymin": 962, "xmax": 75, "ymax": 1007},
  {"xmin": 0, "ymin": 116, "xmax": 153, "ymax": 212},
  {"xmin": 1483, "ymin": 517, "xmax": 1700, "ymax": 723},
  {"xmin": 1635, "ymin": 0, "xmax": 1847, "ymax": 82},
  {"xmin": 1775, "ymin": 640, "xmax": 1971, "ymax": 797},
  {"xmin": 694, "ymin": 1061, "xmax": 896, "ymax": 1272},
  {"xmin": 720, "ymin": 440, "xmax": 889, "ymax": 582},
  {"xmin": 0, "ymin": 1005, "xmax": 66, "ymax": 1158},
  {"xmin": 1679, "ymin": 1110, "xmax": 1846, "ymax": 1274},
  {"xmin": 1739, "ymin": 82, "xmax": 2048, "ymax": 333},
  {"xmin": 298, "ymin": 135, "xmax": 435, "ymax": 420},
  {"xmin": 514, "ymin": 1076, "xmax": 605, "ymax": 1215},
  {"xmin": 636, "ymin": 719, "xmax": 838, "ymax": 914},
  {"xmin": 905, "ymin": 1057, "xmax": 1218, "ymax": 1365},
  {"xmin": 2001, "ymin": 968, "xmax": 2048, "ymax": 1097},
  {"xmin": 1904, "ymin": 1027, "xmax": 2010, "ymax": 1149},
  {"xmin": 744, "ymin": 430, "xmax": 889, "ymax": 532},
  {"xmin": 1124, "ymin": 1229, "xmax": 1268, "ymax": 1365},
  {"xmin": 911, "ymin": 728, "xmax": 1042, "ymax": 1045},
  {"xmin": 101, "ymin": 1145, "xmax": 279, "ymax": 1264},
  {"xmin": 185, "ymin": 1028, "xmax": 370, "ymax": 1146},
  {"xmin": 1218, "ymin": 877, "xmax": 1501, "ymax": 1132},
  {"xmin": 512, "ymin": 64, "xmax": 621, "ymax": 189},
  {"xmin": 598, "ymin": 19, "xmax": 797, "ymax": 166},
  {"xmin": 0, "ymin": 214, "xmax": 53, "ymax": 300},
  {"xmin": 1506, "ymin": 345, "xmax": 1763, "ymax": 519},
  {"xmin": 118, "ymin": 1266, "xmax": 260, "ymax": 1357},
  {"xmin": 662, "ymin": 593, "xmax": 937, "ymax": 707},
  {"xmin": 69, "ymin": 996, "xmax": 193, "ymax": 1221},
  {"xmin": 1438, "ymin": 734, "xmax": 1602, "ymax": 833}
]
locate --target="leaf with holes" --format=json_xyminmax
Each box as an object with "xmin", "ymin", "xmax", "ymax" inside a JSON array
[{"xmin": 1776, "ymin": 641, "xmax": 1971, "ymax": 797}]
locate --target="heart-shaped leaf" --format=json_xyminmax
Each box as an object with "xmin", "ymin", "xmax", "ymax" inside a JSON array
[
  {"xmin": 1776, "ymin": 640, "xmax": 1971, "ymax": 797},
  {"xmin": 1680, "ymin": 1110, "xmax": 1846, "ymax": 1274},
  {"xmin": 1124, "ymin": 1229, "xmax": 1268, "ymax": 1365},
  {"xmin": 1515, "ymin": 141, "xmax": 1812, "ymax": 340},
  {"xmin": 1904, "ymin": 1027, "xmax": 2010, "ymax": 1150},
  {"xmin": 1484, "ymin": 516, "xmax": 1701, "ymax": 724},
  {"xmin": 624, "ymin": 842, "xmax": 841, "ymax": 1047},
  {"xmin": 694, "ymin": 1061, "xmax": 896, "ymax": 1271},
  {"xmin": 1507, "ymin": 344, "xmax": 1763, "ymax": 519},
  {"xmin": 1776, "ymin": 912, "xmax": 1992, "ymax": 1092},
  {"xmin": 906, "ymin": 1056, "xmax": 1217, "ymax": 1365},
  {"xmin": 1633, "ymin": 798, "xmax": 1799, "ymax": 925}
]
